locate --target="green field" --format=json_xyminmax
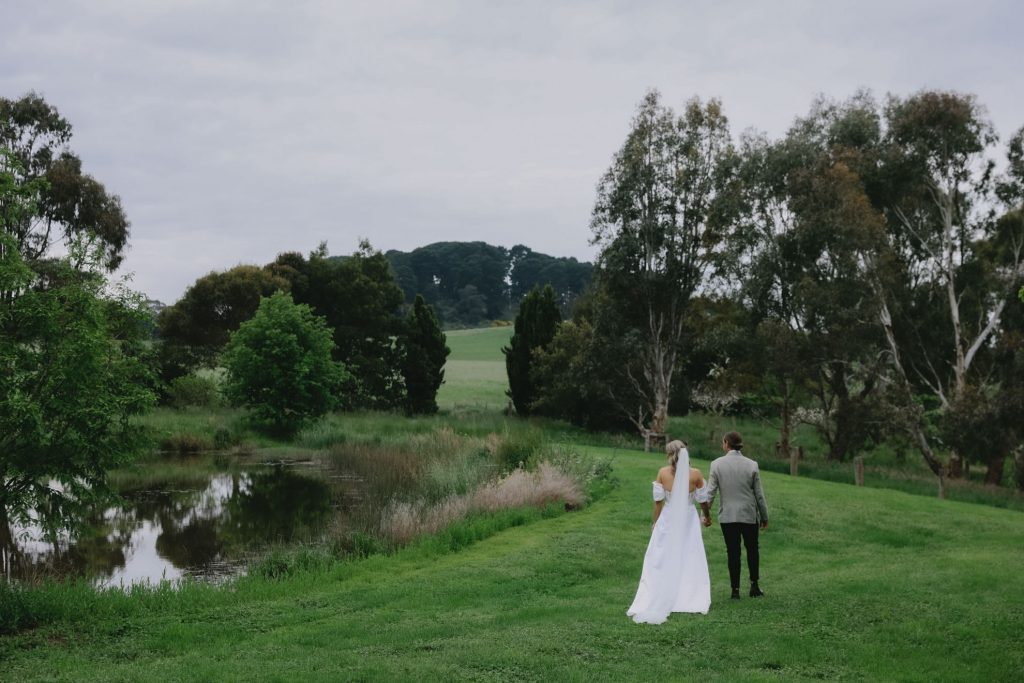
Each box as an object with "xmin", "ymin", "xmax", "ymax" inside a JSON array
[
  {"xmin": 4, "ymin": 326, "xmax": 1023, "ymax": 681},
  {"xmin": 437, "ymin": 326, "xmax": 513, "ymax": 411}
]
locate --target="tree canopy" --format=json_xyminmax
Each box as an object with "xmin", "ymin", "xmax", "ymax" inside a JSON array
[
  {"xmin": 384, "ymin": 241, "xmax": 592, "ymax": 326},
  {"xmin": 1, "ymin": 93, "xmax": 129, "ymax": 273}
]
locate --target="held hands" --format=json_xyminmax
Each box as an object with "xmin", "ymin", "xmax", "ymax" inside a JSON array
[
  {"xmin": 702, "ymin": 514, "xmax": 712, "ymax": 527},
  {"xmin": 760, "ymin": 520, "xmax": 768, "ymax": 530}
]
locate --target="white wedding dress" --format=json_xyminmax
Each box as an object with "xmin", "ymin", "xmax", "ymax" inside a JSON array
[{"xmin": 627, "ymin": 448, "xmax": 712, "ymax": 623}]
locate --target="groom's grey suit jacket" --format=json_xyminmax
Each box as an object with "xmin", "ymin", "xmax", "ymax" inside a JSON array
[{"xmin": 705, "ymin": 450, "xmax": 769, "ymax": 524}]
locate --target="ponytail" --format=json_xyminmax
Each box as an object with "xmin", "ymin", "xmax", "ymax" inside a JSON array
[{"xmin": 665, "ymin": 440, "xmax": 687, "ymax": 474}]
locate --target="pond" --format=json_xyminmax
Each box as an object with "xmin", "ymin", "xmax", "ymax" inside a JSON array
[{"xmin": 0, "ymin": 457, "xmax": 364, "ymax": 588}]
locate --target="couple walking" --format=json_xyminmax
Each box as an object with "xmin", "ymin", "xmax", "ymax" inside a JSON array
[{"xmin": 627, "ymin": 432, "xmax": 770, "ymax": 624}]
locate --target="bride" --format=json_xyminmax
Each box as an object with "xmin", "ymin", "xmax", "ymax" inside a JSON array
[{"xmin": 627, "ymin": 439, "xmax": 712, "ymax": 623}]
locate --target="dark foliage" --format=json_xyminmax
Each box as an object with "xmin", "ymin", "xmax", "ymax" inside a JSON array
[
  {"xmin": 400, "ymin": 295, "xmax": 450, "ymax": 414},
  {"xmin": 504, "ymin": 285, "xmax": 562, "ymax": 416},
  {"xmin": 274, "ymin": 241, "xmax": 406, "ymax": 410},
  {"xmin": 384, "ymin": 241, "xmax": 591, "ymax": 326}
]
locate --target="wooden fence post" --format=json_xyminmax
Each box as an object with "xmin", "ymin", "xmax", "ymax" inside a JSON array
[
  {"xmin": 789, "ymin": 447, "xmax": 798, "ymax": 477},
  {"xmin": 854, "ymin": 456, "xmax": 865, "ymax": 486}
]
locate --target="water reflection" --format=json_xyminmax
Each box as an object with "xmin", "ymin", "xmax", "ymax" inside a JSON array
[{"xmin": 1, "ymin": 463, "xmax": 334, "ymax": 587}]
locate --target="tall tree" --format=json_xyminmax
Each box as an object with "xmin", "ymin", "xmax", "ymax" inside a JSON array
[
  {"xmin": 504, "ymin": 284, "xmax": 562, "ymax": 416},
  {"xmin": 590, "ymin": 91, "xmax": 737, "ymax": 439},
  {"xmin": 1, "ymin": 92, "xmax": 129, "ymax": 272},
  {"xmin": 864, "ymin": 92, "xmax": 1024, "ymax": 491},
  {"xmin": 733, "ymin": 101, "xmax": 887, "ymax": 462},
  {"xmin": 1, "ymin": 139, "xmax": 153, "ymax": 539},
  {"xmin": 399, "ymin": 294, "xmax": 450, "ymax": 415},
  {"xmin": 157, "ymin": 264, "xmax": 291, "ymax": 372},
  {"xmin": 274, "ymin": 241, "xmax": 406, "ymax": 410},
  {"xmin": 0, "ymin": 237, "xmax": 153, "ymax": 537}
]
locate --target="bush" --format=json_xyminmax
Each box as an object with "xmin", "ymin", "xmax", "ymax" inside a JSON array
[
  {"xmin": 167, "ymin": 373, "xmax": 222, "ymax": 409},
  {"xmin": 223, "ymin": 292, "xmax": 349, "ymax": 435},
  {"xmin": 159, "ymin": 432, "xmax": 213, "ymax": 453},
  {"xmin": 0, "ymin": 582, "xmax": 34, "ymax": 635},
  {"xmin": 495, "ymin": 429, "xmax": 543, "ymax": 471}
]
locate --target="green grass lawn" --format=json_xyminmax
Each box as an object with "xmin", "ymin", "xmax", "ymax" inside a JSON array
[
  {"xmin": 4, "ymin": 446, "xmax": 1022, "ymax": 681},
  {"xmin": 437, "ymin": 326, "xmax": 512, "ymax": 411}
]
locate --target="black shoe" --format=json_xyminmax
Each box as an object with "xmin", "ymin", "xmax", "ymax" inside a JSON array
[
  {"xmin": 749, "ymin": 583, "xmax": 764, "ymax": 598},
  {"xmin": 730, "ymin": 588, "xmax": 740, "ymax": 600}
]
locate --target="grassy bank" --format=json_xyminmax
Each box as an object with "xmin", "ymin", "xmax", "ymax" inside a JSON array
[{"xmin": 4, "ymin": 445, "xmax": 1022, "ymax": 681}]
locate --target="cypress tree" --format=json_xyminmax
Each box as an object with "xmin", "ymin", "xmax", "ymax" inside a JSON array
[
  {"xmin": 503, "ymin": 285, "xmax": 562, "ymax": 416},
  {"xmin": 400, "ymin": 295, "xmax": 450, "ymax": 414}
]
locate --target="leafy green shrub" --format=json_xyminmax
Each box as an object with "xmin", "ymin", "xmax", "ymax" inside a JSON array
[
  {"xmin": 212, "ymin": 426, "xmax": 235, "ymax": 450},
  {"xmin": 728, "ymin": 393, "xmax": 774, "ymax": 418},
  {"xmin": 495, "ymin": 429, "xmax": 543, "ymax": 471},
  {"xmin": 167, "ymin": 374, "xmax": 222, "ymax": 409},
  {"xmin": 223, "ymin": 292, "xmax": 349, "ymax": 435}
]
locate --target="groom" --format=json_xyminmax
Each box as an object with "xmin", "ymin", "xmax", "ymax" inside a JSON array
[{"xmin": 704, "ymin": 431, "xmax": 769, "ymax": 600}]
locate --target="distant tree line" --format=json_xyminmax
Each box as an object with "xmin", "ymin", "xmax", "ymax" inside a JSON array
[{"xmin": 384, "ymin": 241, "xmax": 592, "ymax": 326}]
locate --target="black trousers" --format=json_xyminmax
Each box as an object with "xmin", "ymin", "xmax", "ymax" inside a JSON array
[{"xmin": 720, "ymin": 522, "xmax": 759, "ymax": 588}]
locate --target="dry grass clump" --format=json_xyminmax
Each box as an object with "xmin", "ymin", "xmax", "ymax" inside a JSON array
[
  {"xmin": 379, "ymin": 496, "xmax": 475, "ymax": 545},
  {"xmin": 474, "ymin": 462, "xmax": 584, "ymax": 511},
  {"xmin": 380, "ymin": 461, "xmax": 585, "ymax": 545}
]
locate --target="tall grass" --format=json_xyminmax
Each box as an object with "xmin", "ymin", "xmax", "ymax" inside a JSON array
[
  {"xmin": 381, "ymin": 463, "xmax": 587, "ymax": 544},
  {"xmin": 314, "ymin": 426, "xmax": 613, "ymax": 554}
]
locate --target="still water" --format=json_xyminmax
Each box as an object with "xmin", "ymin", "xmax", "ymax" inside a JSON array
[{"xmin": 1, "ymin": 458, "xmax": 359, "ymax": 588}]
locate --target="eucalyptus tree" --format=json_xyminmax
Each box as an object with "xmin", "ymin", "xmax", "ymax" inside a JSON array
[
  {"xmin": 732, "ymin": 98, "xmax": 887, "ymax": 463},
  {"xmin": 864, "ymin": 93, "xmax": 1024, "ymax": 489},
  {"xmin": 0, "ymin": 92, "xmax": 129, "ymax": 273},
  {"xmin": 590, "ymin": 90, "xmax": 737, "ymax": 440},
  {"xmin": 1, "ymin": 103, "xmax": 154, "ymax": 542}
]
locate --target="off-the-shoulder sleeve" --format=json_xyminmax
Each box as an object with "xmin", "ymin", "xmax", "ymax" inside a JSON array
[
  {"xmin": 652, "ymin": 481, "xmax": 666, "ymax": 502},
  {"xmin": 693, "ymin": 484, "xmax": 709, "ymax": 503}
]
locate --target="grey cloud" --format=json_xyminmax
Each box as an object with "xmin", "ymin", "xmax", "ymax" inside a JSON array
[{"xmin": 2, "ymin": 0, "xmax": 1022, "ymax": 302}]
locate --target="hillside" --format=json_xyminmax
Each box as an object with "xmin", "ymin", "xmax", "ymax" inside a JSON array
[
  {"xmin": 4, "ymin": 446, "xmax": 1022, "ymax": 681},
  {"xmin": 384, "ymin": 242, "xmax": 592, "ymax": 326}
]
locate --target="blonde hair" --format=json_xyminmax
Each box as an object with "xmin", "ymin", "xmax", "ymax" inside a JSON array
[{"xmin": 665, "ymin": 440, "xmax": 686, "ymax": 473}]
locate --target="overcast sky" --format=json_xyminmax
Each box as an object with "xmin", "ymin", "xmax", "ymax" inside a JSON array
[{"xmin": 2, "ymin": 1, "xmax": 1021, "ymax": 303}]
